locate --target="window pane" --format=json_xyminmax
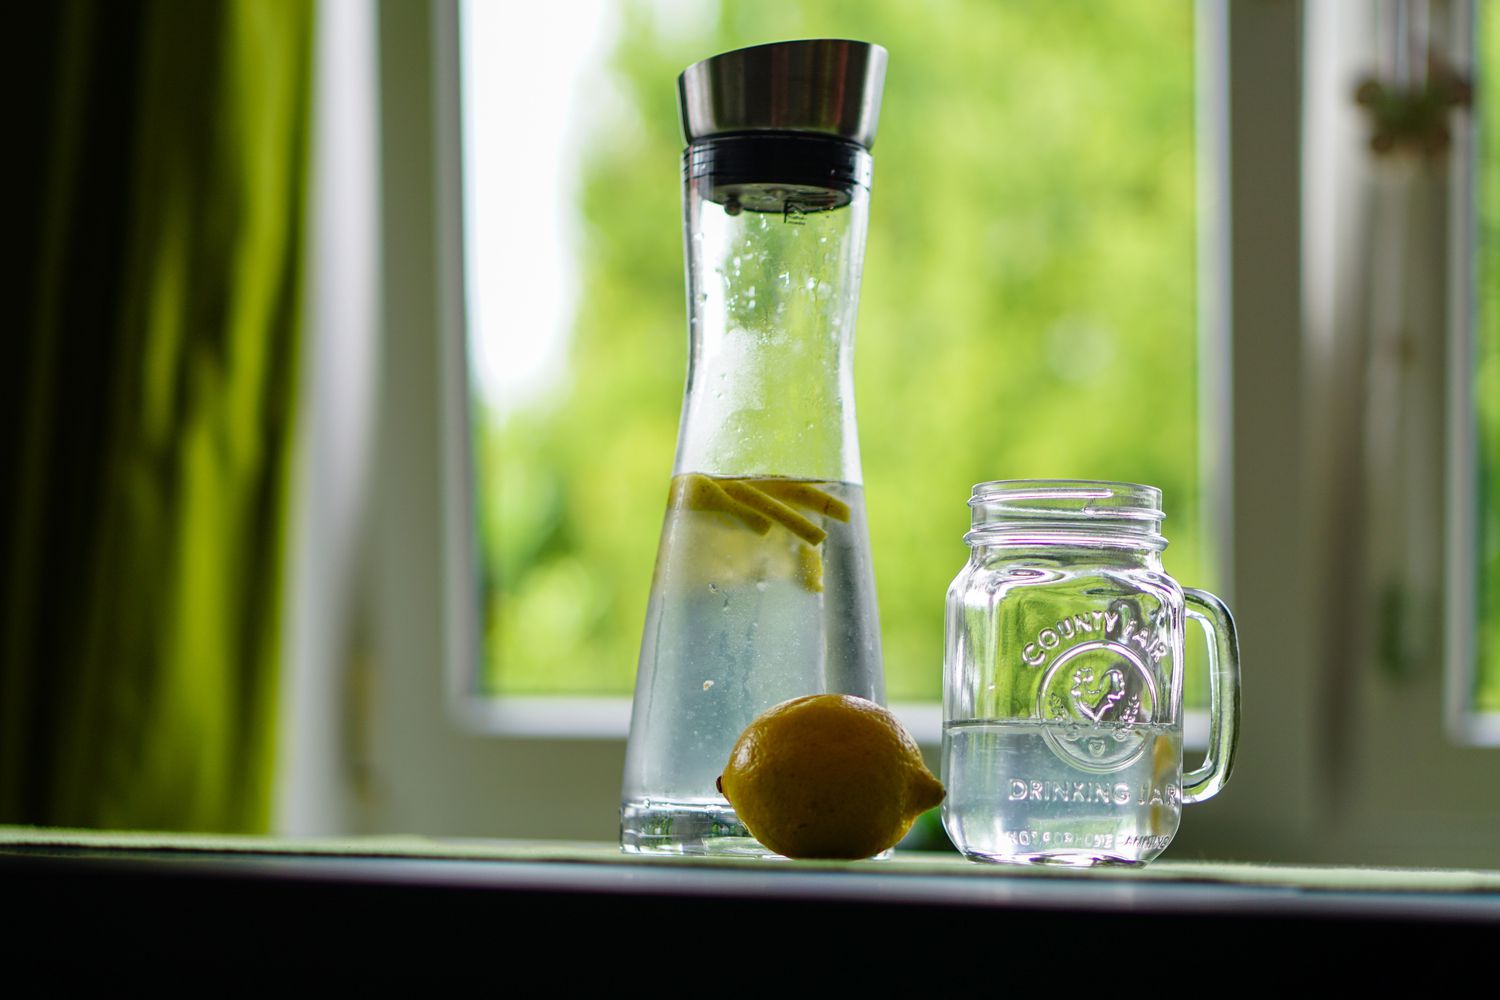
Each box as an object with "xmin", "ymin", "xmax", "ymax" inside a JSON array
[
  {"xmin": 1476, "ymin": 4, "xmax": 1500, "ymax": 713},
  {"xmin": 464, "ymin": 0, "xmax": 1204, "ymax": 701}
]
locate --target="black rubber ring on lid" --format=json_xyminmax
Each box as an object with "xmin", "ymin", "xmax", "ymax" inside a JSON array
[{"xmin": 685, "ymin": 134, "xmax": 872, "ymax": 213}]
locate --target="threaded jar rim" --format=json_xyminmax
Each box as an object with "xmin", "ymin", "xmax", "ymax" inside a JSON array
[{"xmin": 965, "ymin": 479, "xmax": 1166, "ymax": 550}]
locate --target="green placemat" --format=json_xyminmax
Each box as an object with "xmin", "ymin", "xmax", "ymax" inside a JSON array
[{"xmin": 3, "ymin": 826, "xmax": 1498, "ymax": 894}]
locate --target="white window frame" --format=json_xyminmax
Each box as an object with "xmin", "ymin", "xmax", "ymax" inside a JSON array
[{"xmin": 440, "ymin": 3, "xmax": 1223, "ymax": 748}]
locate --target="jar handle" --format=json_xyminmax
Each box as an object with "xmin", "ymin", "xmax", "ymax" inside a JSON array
[{"xmin": 1181, "ymin": 588, "xmax": 1241, "ymax": 804}]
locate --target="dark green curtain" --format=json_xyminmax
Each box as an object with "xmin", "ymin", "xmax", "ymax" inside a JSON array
[{"xmin": 2, "ymin": 0, "xmax": 313, "ymax": 831}]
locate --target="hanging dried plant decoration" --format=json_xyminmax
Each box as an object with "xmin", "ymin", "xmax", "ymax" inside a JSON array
[{"xmin": 1355, "ymin": 53, "xmax": 1471, "ymax": 158}]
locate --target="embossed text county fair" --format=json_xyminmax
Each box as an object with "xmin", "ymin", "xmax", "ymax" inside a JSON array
[{"xmin": 1022, "ymin": 610, "xmax": 1169, "ymax": 667}]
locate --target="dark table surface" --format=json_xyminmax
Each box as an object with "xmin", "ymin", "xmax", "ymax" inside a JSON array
[{"xmin": 5, "ymin": 831, "xmax": 1497, "ymax": 973}]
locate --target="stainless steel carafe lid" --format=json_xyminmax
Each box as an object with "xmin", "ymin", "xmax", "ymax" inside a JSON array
[{"xmin": 677, "ymin": 39, "xmax": 887, "ymax": 150}]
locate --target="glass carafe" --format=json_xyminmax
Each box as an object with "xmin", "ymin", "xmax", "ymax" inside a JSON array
[{"xmin": 621, "ymin": 40, "xmax": 889, "ymax": 855}]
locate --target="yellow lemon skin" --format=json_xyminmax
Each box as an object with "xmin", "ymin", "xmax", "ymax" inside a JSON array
[{"xmin": 719, "ymin": 694, "xmax": 946, "ymax": 860}]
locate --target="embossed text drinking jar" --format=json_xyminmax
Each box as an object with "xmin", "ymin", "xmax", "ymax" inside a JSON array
[{"xmin": 941, "ymin": 480, "xmax": 1240, "ymax": 866}]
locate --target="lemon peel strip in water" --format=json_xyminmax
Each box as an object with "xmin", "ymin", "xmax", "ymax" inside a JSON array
[
  {"xmin": 750, "ymin": 480, "xmax": 852, "ymax": 523},
  {"xmin": 670, "ymin": 474, "xmax": 772, "ymax": 534},
  {"xmin": 797, "ymin": 543, "xmax": 824, "ymax": 593},
  {"xmin": 721, "ymin": 481, "xmax": 828, "ymax": 546}
]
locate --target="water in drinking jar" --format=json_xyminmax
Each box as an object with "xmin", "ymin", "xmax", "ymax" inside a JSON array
[
  {"xmin": 942, "ymin": 719, "xmax": 1183, "ymax": 866},
  {"xmin": 620, "ymin": 473, "xmax": 883, "ymax": 854}
]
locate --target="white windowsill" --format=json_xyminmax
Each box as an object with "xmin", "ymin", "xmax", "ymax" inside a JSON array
[{"xmin": 1449, "ymin": 712, "xmax": 1500, "ymax": 747}]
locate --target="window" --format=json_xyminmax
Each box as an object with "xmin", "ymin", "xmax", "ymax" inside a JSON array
[
  {"xmin": 1466, "ymin": 0, "xmax": 1500, "ymax": 726},
  {"xmin": 1300, "ymin": 0, "xmax": 1496, "ymax": 742},
  {"xmin": 332, "ymin": 0, "xmax": 1500, "ymax": 860},
  {"xmin": 460, "ymin": 0, "xmax": 1213, "ymax": 712}
]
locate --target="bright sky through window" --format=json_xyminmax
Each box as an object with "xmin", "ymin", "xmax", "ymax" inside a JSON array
[{"xmin": 462, "ymin": 0, "xmax": 615, "ymax": 418}]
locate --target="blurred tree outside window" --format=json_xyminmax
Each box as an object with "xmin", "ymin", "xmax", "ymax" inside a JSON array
[
  {"xmin": 1476, "ymin": 3, "xmax": 1500, "ymax": 713},
  {"xmin": 462, "ymin": 0, "xmax": 1206, "ymax": 702}
]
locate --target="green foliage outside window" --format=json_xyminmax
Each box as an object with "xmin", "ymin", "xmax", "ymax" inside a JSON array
[
  {"xmin": 1476, "ymin": 7, "xmax": 1500, "ymax": 713},
  {"xmin": 472, "ymin": 0, "xmax": 1203, "ymax": 701}
]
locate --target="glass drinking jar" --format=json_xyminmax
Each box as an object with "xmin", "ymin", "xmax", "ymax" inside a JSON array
[{"xmin": 941, "ymin": 480, "xmax": 1240, "ymax": 866}]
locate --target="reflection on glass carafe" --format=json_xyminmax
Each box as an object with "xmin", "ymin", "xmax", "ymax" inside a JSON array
[{"xmin": 620, "ymin": 40, "xmax": 889, "ymax": 855}]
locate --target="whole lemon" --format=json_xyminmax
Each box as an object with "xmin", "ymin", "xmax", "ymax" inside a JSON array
[{"xmin": 718, "ymin": 694, "xmax": 946, "ymax": 860}]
